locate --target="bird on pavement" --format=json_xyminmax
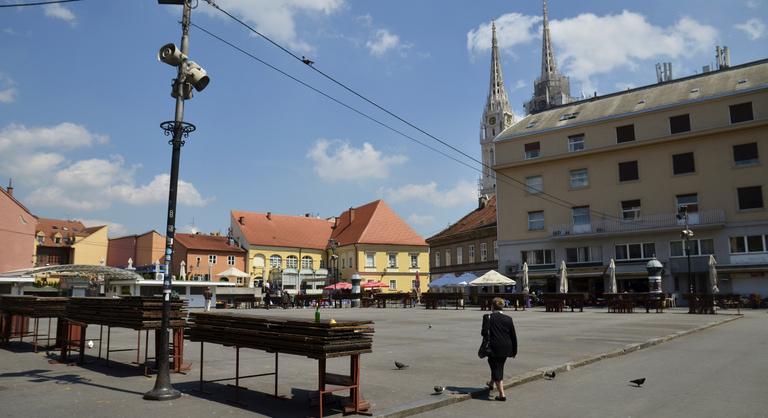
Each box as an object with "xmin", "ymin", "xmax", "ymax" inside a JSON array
[
  {"xmin": 428, "ymin": 324, "xmax": 432, "ymax": 329},
  {"xmin": 433, "ymin": 385, "xmax": 445, "ymax": 394},
  {"xmin": 544, "ymin": 370, "xmax": 556, "ymax": 380},
  {"xmin": 395, "ymin": 361, "xmax": 409, "ymax": 370},
  {"xmin": 630, "ymin": 378, "xmax": 646, "ymax": 387}
]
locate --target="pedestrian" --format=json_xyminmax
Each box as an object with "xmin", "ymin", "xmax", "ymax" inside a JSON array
[
  {"xmin": 480, "ymin": 297, "xmax": 517, "ymax": 401},
  {"xmin": 203, "ymin": 286, "xmax": 213, "ymax": 312},
  {"xmin": 264, "ymin": 281, "xmax": 272, "ymax": 310}
]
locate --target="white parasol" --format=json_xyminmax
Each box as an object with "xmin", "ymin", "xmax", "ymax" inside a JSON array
[
  {"xmin": 558, "ymin": 260, "xmax": 568, "ymax": 293},
  {"xmin": 608, "ymin": 258, "xmax": 617, "ymax": 294},
  {"xmin": 708, "ymin": 255, "xmax": 719, "ymax": 294},
  {"xmin": 522, "ymin": 262, "xmax": 530, "ymax": 294}
]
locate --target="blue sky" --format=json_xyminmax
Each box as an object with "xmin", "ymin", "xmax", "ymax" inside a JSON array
[{"xmin": 1, "ymin": 0, "xmax": 766, "ymax": 239}]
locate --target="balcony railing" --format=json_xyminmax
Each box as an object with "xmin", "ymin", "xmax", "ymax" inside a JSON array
[{"xmin": 551, "ymin": 209, "xmax": 726, "ymax": 237}]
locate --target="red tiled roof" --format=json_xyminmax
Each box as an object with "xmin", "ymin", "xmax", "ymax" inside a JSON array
[
  {"xmin": 231, "ymin": 211, "xmax": 334, "ymax": 250},
  {"xmin": 332, "ymin": 200, "xmax": 427, "ymax": 247},
  {"xmin": 35, "ymin": 218, "xmax": 101, "ymax": 247},
  {"xmin": 174, "ymin": 233, "xmax": 246, "ymax": 253},
  {"xmin": 427, "ymin": 195, "xmax": 496, "ymax": 242}
]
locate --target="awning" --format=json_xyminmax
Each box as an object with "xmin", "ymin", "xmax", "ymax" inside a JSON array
[
  {"xmin": 283, "ymin": 268, "xmax": 299, "ymax": 275},
  {"xmin": 314, "ymin": 268, "xmax": 329, "ymax": 276},
  {"xmin": 469, "ymin": 270, "xmax": 516, "ymax": 286},
  {"xmin": 216, "ymin": 267, "xmax": 250, "ymax": 278}
]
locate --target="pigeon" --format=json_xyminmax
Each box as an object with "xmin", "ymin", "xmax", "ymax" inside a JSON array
[
  {"xmin": 394, "ymin": 361, "xmax": 409, "ymax": 370},
  {"xmin": 544, "ymin": 370, "xmax": 556, "ymax": 380},
  {"xmin": 433, "ymin": 385, "xmax": 445, "ymax": 394},
  {"xmin": 301, "ymin": 56, "xmax": 315, "ymax": 66},
  {"xmin": 87, "ymin": 340, "xmax": 94, "ymax": 349},
  {"xmin": 630, "ymin": 378, "xmax": 646, "ymax": 387},
  {"xmin": 428, "ymin": 324, "xmax": 432, "ymax": 329}
]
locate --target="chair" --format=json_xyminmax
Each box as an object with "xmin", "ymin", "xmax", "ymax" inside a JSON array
[{"xmin": 666, "ymin": 293, "xmax": 677, "ymax": 308}]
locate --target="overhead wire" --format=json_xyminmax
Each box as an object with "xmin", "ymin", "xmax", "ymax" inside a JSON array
[
  {"xmin": 199, "ymin": 0, "xmax": 623, "ymax": 221},
  {"xmin": 0, "ymin": 0, "xmax": 82, "ymax": 8}
]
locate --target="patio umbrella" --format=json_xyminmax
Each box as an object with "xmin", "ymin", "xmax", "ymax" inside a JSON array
[
  {"xmin": 216, "ymin": 267, "xmax": 250, "ymax": 278},
  {"xmin": 608, "ymin": 258, "xmax": 617, "ymax": 294},
  {"xmin": 323, "ymin": 282, "xmax": 352, "ymax": 290},
  {"xmin": 468, "ymin": 270, "xmax": 516, "ymax": 286},
  {"xmin": 708, "ymin": 255, "xmax": 719, "ymax": 294},
  {"xmin": 558, "ymin": 261, "xmax": 569, "ymax": 293},
  {"xmin": 179, "ymin": 261, "xmax": 186, "ymax": 280},
  {"xmin": 361, "ymin": 280, "xmax": 388, "ymax": 289},
  {"xmin": 521, "ymin": 262, "xmax": 529, "ymax": 293}
]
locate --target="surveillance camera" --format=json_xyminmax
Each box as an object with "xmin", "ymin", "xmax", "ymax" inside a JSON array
[
  {"xmin": 184, "ymin": 60, "xmax": 210, "ymax": 92},
  {"xmin": 158, "ymin": 43, "xmax": 187, "ymax": 67}
]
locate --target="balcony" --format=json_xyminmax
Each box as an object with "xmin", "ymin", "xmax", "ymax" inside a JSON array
[{"xmin": 551, "ymin": 209, "xmax": 726, "ymax": 238}]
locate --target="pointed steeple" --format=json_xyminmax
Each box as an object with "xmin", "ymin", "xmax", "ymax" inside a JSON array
[
  {"xmin": 479, "ymin": 20, "xmax": 515, "ymax": 197},
  {"xmin": 524, "ymin": 0, "xmax": 572, "ymax": 115}
]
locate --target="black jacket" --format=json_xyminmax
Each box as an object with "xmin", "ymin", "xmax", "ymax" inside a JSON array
[{"xmin": 481, "ymin": 311, "xmax": 517, "ymax": 358}]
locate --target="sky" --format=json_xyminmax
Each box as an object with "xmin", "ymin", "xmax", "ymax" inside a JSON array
[{"xmin": 1, "ymin": 0, "xmax": 766, "ymax": 239}]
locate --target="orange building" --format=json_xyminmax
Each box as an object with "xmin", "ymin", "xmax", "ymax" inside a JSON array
[
  {"xmin": 172, "ymin": 233, "xmax": 247, "ymax": 285},
  {"xmin": 107, "ymin": 230, "xmax": 165, "ymax": 269}
]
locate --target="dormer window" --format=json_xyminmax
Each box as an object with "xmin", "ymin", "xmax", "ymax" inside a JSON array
[
  {"xmin": 54, "ymin": 236, "xmax": 62, "ymax": 244},
  {"xmin": 559, "ymin": 111, "xmax": 580, "ymax": 121}
]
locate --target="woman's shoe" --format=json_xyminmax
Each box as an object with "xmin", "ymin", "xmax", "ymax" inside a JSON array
[{"xmin": 495, "ymin": 396, "xmax": 507, "ymax": 401}]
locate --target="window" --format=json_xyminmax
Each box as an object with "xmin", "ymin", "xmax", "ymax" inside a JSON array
[
  {"xmin": 54, "ymin": 236, "xmax": 61, "ymax": 244},
  {"xmin": 269, "ymin": 255, "xmax": 281, "ymax": 269},
  {"xmin": 521, "ymin": 249, "xmax": 554, "ymax": 265},
  {"xmin": 286, "ymin": 255, "xmax": 298, "ymax": 269},
  {"xmin": 444, "ymin": 249, "xmax": 451, "ymax": 266},
  {"xmin": 410, "ymin": 253, "xmax": 419, "ymax": 268},
  {"xmin": 618, "ymin": 161, "xmax": 639, "ymax": 182},
  {"xmin": 730, "ymin": 235, "xmax": 768, "ymax": 253},
  {"xmin": 621, "ymin": 199, "xmax": 641, "ymax": 220},
  {"xmin": 524, "ymin": 142, "xmax": 540, "ymax": 159},
  {"xmin": 566, "ymin": 246, "xmax": 602, "ymax": 263},
  {"xmin": 227, "ymin": 255, "xmax": 235, "ymax": 265},
  {"xmin": 389, "ymin": 280, "xmax": 397, "ymax": 290},
  {"xmin": 669, "ymin": 114, "xmax": 691, "ymax": 134},
  {"xmin": 341, "ymin": 257, "xmax": 346, "ymax": 269},
  {"xmin": 349, "ymin": 256, "xmax": 353, "ymax": 269},
  {"xmin": 208, "ymin": 255, "xmax": 217, "ymax": 265},
  {"xmin": 616, "ymin": 124, "xmax": 636, "ymax": 143},
  {"xmin": 572, "ymin": 206, "xmax": 590, "ymax": 226},
  {"xmin": 528, "ymin": 211, "xmax": 544, "ymax": 230},
  {"xmin": 480, "ymin": 243, "xmax": 488, "ymax": 262},
  {"xmin": 526, "ymin": 175, "xmax": 543, "ymax": 194},
  {"xmin": 672, "ymin": 152, "xmax": 695, "ymax": 175},
  {"xmin": 36, "ymin": 234, "xmax": 44, "ymax": 245},
  {"xmin": 435, "ymin": 252, "xmax": 441, "ymax": 267},
  {"xmin": 729, "ymin": 102, "xmax": 754, "ymax": 123},
  {"xmin": 738, "ymin": 186, "xmax": 764, "ymax": 210},
  {"xmin": 676, "ymin": 194, "xmax": 699, "ymax": 213},
  {"xmin": 388, "ymin": 253, "xmax": 398, "ymax": 268},
  {"xmin": 559, "ymin": 111, "xmax": 580, "ymax": 121},
  {"xmin": 456, "ymin": 247, "xmax": 463, "ymax": 264},
  {"xmin": 494, "ymin": 241, "xmax": 498, "ymax": 260},
  {"xmin": 301, "ymin": 256, "xmax": 313, "ymax": 269},
  {"xmin": 468, "ymin": 245, "xmax": 475, "ymax": 263},
  {"xmin": 365, "ymin": 252, "xmax": 375, "ymax": 268},
  {"xmin": 670, "ymin": 239, "xmax": 715, "ymax": 257},
  {"xmin": 733, "ymin": 143, "xmax": 759, "ymax": 166},
  {"xmin": 195, "ymin": 257, "xmax": 201, "ymax": 267},
  {"xmin": 569, "ymin": 168, "xmax": 589, "ymax": 188},
  {"xmin": 568, "ymin": 134, "xmax": 585, "ymax": 152},
  {"xmin": 615, "ymin": 243, "xmax": 655, "ymax": 260}
]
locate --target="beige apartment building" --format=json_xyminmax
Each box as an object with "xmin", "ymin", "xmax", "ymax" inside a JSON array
[{"xmin": 493, "ymin": 58, "xmax": 768, "ymax": 299}]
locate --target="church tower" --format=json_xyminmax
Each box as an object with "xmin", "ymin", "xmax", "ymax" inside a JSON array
[
  {"xmin": 524, "ymin": 0, "xmax": 572, "ymax": 114},
  {"xmin": 479, "ymin": 21, "xmax": 515, "ymax": 197}
]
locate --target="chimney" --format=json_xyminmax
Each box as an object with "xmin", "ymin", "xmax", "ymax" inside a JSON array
[
  {"xmin": 349, "ymin": 207, "xmax": 355, "ymax": 223},
  {"xmin": 332, "ymin": 216, "xmax": 338, "ymax": 229},
  {"xmin": 478, "ymin": 195, "xmax": 488, "ymax": 209},
  {"xmin": 238, "ymin": 216, "xmax": 245, "ymax": 225},
  {"xmin": 266, "ymin": 212, "xmax": 272, "ymax": 220},
  {"xmin": 6, "ymin": 178, "xmax": 12, "ymax": 197}
]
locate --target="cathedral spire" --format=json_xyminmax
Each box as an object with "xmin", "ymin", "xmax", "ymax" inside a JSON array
[
  {"xmin": 540, "ymin": 0, "xmax": 557, "ymax": 79},
  {"xmin": 485, "ymin": 21, "xmax": 512, "ymax": 116}
]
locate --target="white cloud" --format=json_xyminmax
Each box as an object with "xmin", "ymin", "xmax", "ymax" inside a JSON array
[
  {"xmin": 467, "ymin": 13, "xmax": 542, "ymax": 56},
  {"xmin": 735, "ymin": 18, "xmax": 766, "ymax": 40},
  {"xmin": 0, "ymin": 122, "xmax": 210, "ymax": 212},
  {"xmin": 307, "ymin": 139, "xmax": 407, "ymax": 182},
  {"xmin": 43, "ymin": 4, "xmax": 76, "ymax": 24},
  {"xmin": 199, "ymin": 0, "xmax": 343, "ymax": 53},
  {"xmin": 384, "ymin": 180, "xmax": 476, "ymax": 208},
  {"xmin": 0, "ymin": 73, "xmax": 16, "ymax": 103},
  {"xmin": 366, "ymin": 29, "xmax": 400, "ymax": 56},
  {"xmin": 747, "ymin": 0, "xmax": 761, "ymax": 8},
  {"xmin": 550, "ymin": 12, "xmax": 717, "ymax": 92},
  {"xmin": 178, "ymin": 223, "xmax": 200, "ymax": 234},
  {"xmin": 81, "ymin": 219, "xmax": 128, "ymax": 237},
  {"xmin": 408, "ymin": 214, "xmax": 435, "ymax": 227}
]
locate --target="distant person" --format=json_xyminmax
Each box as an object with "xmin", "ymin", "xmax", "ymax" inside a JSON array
[
  {"xmin": 264, "ymin": 282, "xmax": 272, "ymax": 310},
  {"xmin": 203, "ymin": 287, "xmax": 213, "ymax": 312},
  {"xmin": 481, "ymin": 297, "xmax": 517, "ymax": 401}
]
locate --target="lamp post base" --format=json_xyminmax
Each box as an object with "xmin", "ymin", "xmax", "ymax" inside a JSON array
[{"xmin": 143, "ymin": 386, "xmax": 181, "ymax": 401}]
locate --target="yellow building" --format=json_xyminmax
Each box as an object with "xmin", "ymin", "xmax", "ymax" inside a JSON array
[
  {"xmin": 493, "ymin": 58, "xmax": 768, "ymax": 298},
  {"xmin": 34, "ymin": 218, "xmax": 108, "ymax": 284}
]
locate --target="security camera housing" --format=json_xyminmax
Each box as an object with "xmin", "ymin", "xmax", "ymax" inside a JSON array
[
  {"xmin": 184, "ymin": 60, "xmax": 210, "ymax": 92},
  {"xmin": 158, "ymin": 43, "xmax": 187, "ymax": 67}
]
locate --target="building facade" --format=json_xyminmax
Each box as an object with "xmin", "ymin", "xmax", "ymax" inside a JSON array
[
  {"xmin": 34, "ymin": 218, "xmax": 108, "ymax": 268},
  {"xmin": 494, "ymin": 58, "xmax": 768, "ymax": 298},
  {"xmin": 0, "ymin": 183, "xmax": 37, "ymax": 273},
  {"xmin": 107, "ymin": 230, "xmax": 165, "ymax": 270},
  {"xmin": 172, "ymin": 233, "xmax": 247, "ymax": 284}
]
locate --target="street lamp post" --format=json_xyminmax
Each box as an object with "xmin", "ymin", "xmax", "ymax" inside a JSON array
[
  {"xmin": 328, "ymin": 239, "xmax": 339, "ymax": 286},
  {"xmin": 145, "ymin": 0, "xmax": 210, "ymax": 401},
  {"xmin": 677, "ymin": 206, "xmax": 695, "ymax": 295}
]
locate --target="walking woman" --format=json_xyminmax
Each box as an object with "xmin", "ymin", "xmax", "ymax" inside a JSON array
[{"xmin": 481, "ymin": 297, "xmax": 517, "ymax": 401}]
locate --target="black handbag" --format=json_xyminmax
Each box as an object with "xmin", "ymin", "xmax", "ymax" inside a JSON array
[{"xmin": 478, "ymin": 314, "xmax": 492, "ymax": 359}]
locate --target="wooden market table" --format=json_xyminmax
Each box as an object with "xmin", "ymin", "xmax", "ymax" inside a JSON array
[
  {"xmin": 0, "ymin": 296, "xmax": 68, "ymax": 352},
  {"xmin": 372, "ymin": 292, "xmax": 412, "ymax": 308},
  {"xmin": 542, "ymin": 293, "xmax": 587, "ymax": 312},
  {"xmin": 421, "ymin": 292, "xmax": 465, "ymax": 309}
]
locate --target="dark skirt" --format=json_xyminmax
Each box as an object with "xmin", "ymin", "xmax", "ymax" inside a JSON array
[{"xmin": 487, "ymin": 356, "xmax": 507, "ymax": 381}]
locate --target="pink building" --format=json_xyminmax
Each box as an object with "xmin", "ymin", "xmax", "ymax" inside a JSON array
[
  {"xmin": 107, "ymin": 230, "xmax": 165, "ymax": 269},
  {"xmin": 173, "ymin": 233, "xmax": 247, "ymax": 285},
  {"xmin": 0, "ymin": 182, "xmax": 37, "ymax": 273}
]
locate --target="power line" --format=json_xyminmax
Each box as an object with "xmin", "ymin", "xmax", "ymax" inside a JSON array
[
  {"xmin": 190, "ymin": 23, "xmax": 592, "ymax": 216},
  {"xmin": 199, "ymin": 0, "xmax": 622, "ymax": 221},
  {"xmin": 0, "ymin": 0, "xmax": 82, "ymax": 8}
]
